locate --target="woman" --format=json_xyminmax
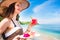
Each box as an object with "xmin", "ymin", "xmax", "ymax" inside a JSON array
[{"xmin": 0, "ymin": 0, "xmax": 36, "ymax": 40}]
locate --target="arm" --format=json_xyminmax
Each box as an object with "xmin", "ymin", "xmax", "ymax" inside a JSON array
[
  {"xmin": 25, "ymin": 18, "xmax": 37, "ymax": 33},
  {"xmin": 25, "ymin": 23, "xmax": 34, "ymax": 33},
  {"xmin": 0, "ymin": 18, "xmax": 10, "ymax": 34}
]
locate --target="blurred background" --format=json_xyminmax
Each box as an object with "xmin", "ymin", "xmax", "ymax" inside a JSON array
[{"xmin": 0, "ymin": 0, "xmax": 60, "ymax": 40}]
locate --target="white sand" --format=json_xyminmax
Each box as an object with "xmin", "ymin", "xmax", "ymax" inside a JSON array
[{"xmin": 27, "ymin": 32, "xmax": 59, "ymax": 40}]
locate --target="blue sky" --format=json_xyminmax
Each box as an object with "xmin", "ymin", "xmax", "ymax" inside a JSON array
[{"xmin": 19, "ymin": 0, "xmax": 60, "ymax": 24}]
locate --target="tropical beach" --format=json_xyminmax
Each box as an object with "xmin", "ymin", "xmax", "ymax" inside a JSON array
[
  {"xmin": 21, "ymin": 24, "xmax": 60, "ymax": 40},
  {"xmin": 0, "ymin": 0, "xmax": 60, "ymax": 40},
  {"xmin": 19, "ymin": 0, "xmax": 60, "ymax": 40}
]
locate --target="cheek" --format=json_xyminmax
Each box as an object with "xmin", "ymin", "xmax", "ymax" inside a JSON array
[
  {"xmin": 15, "ymin": 5, "xmax": 23, "ymax": 13},
  {"xmin": 14, "ymin": 7, "xmax": 21, "ymax": 14},
  {"xmin": 15, "ymin": 6, "xmax": 19, "ymax": 10}
]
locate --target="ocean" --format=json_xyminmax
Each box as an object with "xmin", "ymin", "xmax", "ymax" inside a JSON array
[{"xmin": 21, "ymin": 24, "xmax": 60, "ymax": 40}]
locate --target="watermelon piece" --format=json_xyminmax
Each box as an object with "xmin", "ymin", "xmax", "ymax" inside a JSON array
[{"xmin": 31, "ymin": 18, "xmax": 37, "ymax": 25}]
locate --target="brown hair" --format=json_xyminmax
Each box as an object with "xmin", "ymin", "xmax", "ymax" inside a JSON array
[
  {"xmin": 0, "ymin": 2, "xmax": 30, "ymax": 20},
  {"xmin": 0, "ymin": 2, "xmax": 19, "ymax": 20},
  {"xmin": 4, "ymin": 2, "xmax": 16, "ymax": 19}
]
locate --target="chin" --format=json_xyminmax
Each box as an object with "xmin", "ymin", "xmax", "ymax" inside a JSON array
[{"xmin": 17, "ymin": 11, "xmax": 20, "ymax": 14}]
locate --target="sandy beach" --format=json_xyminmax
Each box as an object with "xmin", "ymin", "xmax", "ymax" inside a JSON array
[
  {"xmin": 27, "ymin": 32, "xmax": 60, "ymax": 40},
  {"xmin": 22, "ymin": 25, "xmax": 60, "ymax": 40}
]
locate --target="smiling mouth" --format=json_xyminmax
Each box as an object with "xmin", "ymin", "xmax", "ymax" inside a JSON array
[{"xmin": 17, "ymin": 9, "xmax": 20, "ymax": 11}]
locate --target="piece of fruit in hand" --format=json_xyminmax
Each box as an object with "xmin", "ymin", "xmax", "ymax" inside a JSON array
[
  {"xmin": 31, "ymin": 18, "xmax": 37, "ymax": 25},
  {"xmin": 23, "ymin": 33, "xmax": 30, "ymax": 37}
]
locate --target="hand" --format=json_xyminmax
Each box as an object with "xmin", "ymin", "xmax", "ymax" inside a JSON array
[
  {"xmin": 30, "ymin": 18, "xmax": 37, "ymax": 26},
  {"xmin": 25, "ymin": 18, "xmax": 37, "ymax": 33},
  {"xmin": 24, "ymin": 32, "xmax": 35, "ymax": 38}
]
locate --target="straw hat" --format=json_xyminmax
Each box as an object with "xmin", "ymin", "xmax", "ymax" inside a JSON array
[{"xmin": 0, "ymin": 0, "xmax": 30, "ymax": 14}]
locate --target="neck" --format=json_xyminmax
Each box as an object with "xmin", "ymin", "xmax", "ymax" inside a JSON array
[{"xmin": 12, "ymin": 12, "xmax": 18, "ymax": 20}]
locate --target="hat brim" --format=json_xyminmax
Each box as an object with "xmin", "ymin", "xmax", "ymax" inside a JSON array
[
  {"xmin": 0, "ymin": 0, "xmax": 30, "ymax": 14},
  {"xmin": 1, "ymin": 0, "xmax": 30, "ymax": 9}
]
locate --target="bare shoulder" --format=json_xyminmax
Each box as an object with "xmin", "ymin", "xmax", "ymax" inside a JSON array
[
  {"xmin": 0, "ymin": 18, "xmax": 11, "ymax": 34},
  {"xmin": 0, "ymin": 18, "xmax": 11, "ymax": 25}
]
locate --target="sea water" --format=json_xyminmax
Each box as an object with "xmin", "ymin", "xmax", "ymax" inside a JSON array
[{"xmin": 21, "ymin": 24, "xmax": 60, "ymax": 40}]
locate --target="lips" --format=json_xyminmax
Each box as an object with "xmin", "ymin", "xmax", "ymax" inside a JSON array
[{"xmin": 17, "ymin": 9, "xmax": 20, "ymax": 11}]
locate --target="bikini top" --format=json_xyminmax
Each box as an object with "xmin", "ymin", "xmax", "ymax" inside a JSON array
[
  {"xmin": 10, "ymin": 19, "xmax": 22, "ymax": 28},
  {"xmin": 4, "ymin": 19, "xmax": 22, "ymax": 38},
  {"xmin": 11, "ymin": 19, "xmax": 17, "ymax": 27}
]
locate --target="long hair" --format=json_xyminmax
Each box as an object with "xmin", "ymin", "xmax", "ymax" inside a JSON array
[
  {"xmin": 3, "ymin": 2, "xmax": 19, "ymax": 20},
  {"xmin": 4, "ymin": 2, "xmax": 16, "ymax": 18}
]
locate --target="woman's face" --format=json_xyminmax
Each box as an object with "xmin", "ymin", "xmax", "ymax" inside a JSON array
[{"xmin": 15, "ymin": 2, "xmax": 22, "ymax": 14}]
